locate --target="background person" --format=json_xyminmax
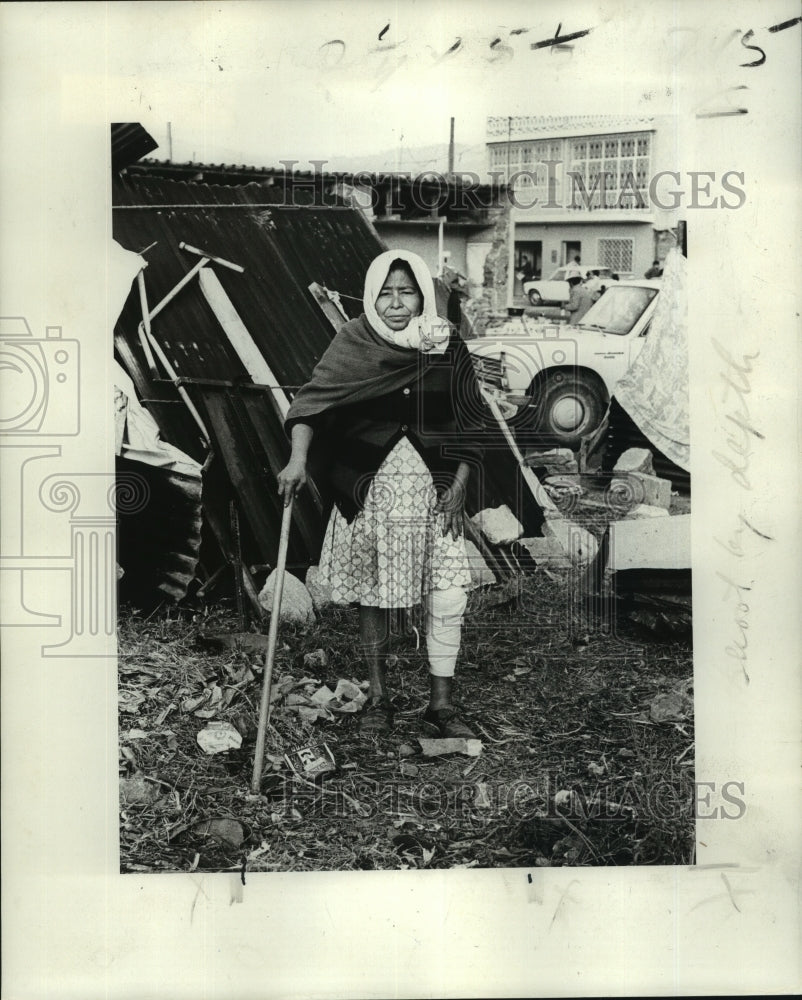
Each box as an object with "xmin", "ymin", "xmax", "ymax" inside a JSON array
[{"xmin": 565, "ymin": 273, "xmax": 594, "ymax": 325}]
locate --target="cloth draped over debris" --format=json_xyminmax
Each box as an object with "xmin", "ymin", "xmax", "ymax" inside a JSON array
[
  {"xmin": 614, "ymin": 249, "xmax": 689, "ymax": 472},
  {"xmin": 115, "ymin": 360, "xmax": 202, "ymax": 478}
]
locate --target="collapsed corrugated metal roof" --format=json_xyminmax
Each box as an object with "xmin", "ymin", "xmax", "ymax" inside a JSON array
[
  {"xmin": 113, "ymin": 173, "xmax": 536, "ymax": 607},
  {"xmin": 111, "ymin": 124, "xmax": 159, "ymax": 172}
]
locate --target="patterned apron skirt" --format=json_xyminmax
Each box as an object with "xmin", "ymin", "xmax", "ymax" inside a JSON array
[{"xmin": 318, "ymin": 435, "xmax": 470, "ymax": 608}]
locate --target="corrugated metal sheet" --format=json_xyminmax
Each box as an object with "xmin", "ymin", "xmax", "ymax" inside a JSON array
[
  {"xmin": 116, "ymin": 456, "xmax": 203, "ymax": 605},
  {"xmin": 111, "ymin": 124, "xmax": 159, "ymax": 172}
]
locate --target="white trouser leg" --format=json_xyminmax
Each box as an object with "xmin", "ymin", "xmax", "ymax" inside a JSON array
[{"xmin": 425, "ymin": 586, "xmax": 468, "ymax": 678}]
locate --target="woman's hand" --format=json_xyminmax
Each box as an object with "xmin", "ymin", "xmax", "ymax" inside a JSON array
[
  {"xmin": 434, "ymin": 476, "xmax": 466, "ymax": 540},
  {"xmin": 278, "ymin": 423, "xmax": 314, "ymax": 506},
  {"xmin": 277, "ymin": 458, "xmax": 307, "ymax": 506}
]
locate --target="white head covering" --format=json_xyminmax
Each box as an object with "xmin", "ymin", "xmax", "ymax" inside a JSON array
[{"xmin": 363, "ymin": 249, "xmax": 451, "ymax": 354}]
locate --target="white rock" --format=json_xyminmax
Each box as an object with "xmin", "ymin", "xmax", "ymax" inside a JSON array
[
  {"xmin": 463, "ymin": 539, "xmax": 496, "ymax": 589},
  {"xmin": 305, "ymin": 565, "xmax": 334, "ymax": 610},
  {"xmin": 613, "ymin": 447, "xmax": 655, "ymax": 475},
  {"xmin": 470, "ymin": 504, "xmax": 523, "ymax": 545},
  {"xmin": 624, "ymin": 504, "xmax": 670, "ymax": 519},
  {"xmin": 258, "ymin": 569, "xmax": 316, "ymax": 625}
]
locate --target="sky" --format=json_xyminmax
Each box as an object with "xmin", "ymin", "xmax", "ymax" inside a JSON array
[{"xmin": 86, "ymin": 0, "xmax": 708, "ymax": 172}]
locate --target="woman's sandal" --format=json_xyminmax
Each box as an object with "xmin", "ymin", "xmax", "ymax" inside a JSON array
[
  {"xmin": 359, "ymin": 696, "xmax": 394, "ymax": 736},
  {"xmin": 421, "ymin": 706, "xmax": 476, "ymax": 740}
]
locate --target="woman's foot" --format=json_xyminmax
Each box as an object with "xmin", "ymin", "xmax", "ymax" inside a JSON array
[
  {"xmin": 421, "ymin": 705, "xmax": 476, "ymax": 739},
  {"xmin": 359, "ymin": 695, "xmax": 394, "ymax": 736}
]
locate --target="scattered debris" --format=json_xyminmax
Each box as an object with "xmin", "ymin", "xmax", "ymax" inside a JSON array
[
  {"xmin": 191, "ymin": 818, "xmax": 245, "ymax": 850},
  {"xmin": 184, "ymin": 684, "xmax": 224, "ymax": 718},
  {"xmin": 284, "ymin": 743, "xmax": 337, "ymax": 779},
  {"xmin": 525, "ymin": 448, "xmax": 579, "ymax": 475},
  {"xmin": 650, "ymin": 690, "xmax": 693, "ymax": 724},
  {"xmin": 197, "ymin": 721, "xmax": 243, "ymax": 754},
  {"xmin": 303, "ymin": 648, "xmax": 329, "ymax": 670},
  {"xmin": 327, "ymin": 679, "xmax": 367, "ymax": 714},
  {"xmin": 118, "ymin": 689, "xmax": 146, "ymax": 714},
  {"xmin": 418, "ymin": 738, "xmax": 483, "ymax": 758},
  {"xmin": 518, "ymin": 535, "xmax": 572, "ymax": 569},
  {"xmin": 120, "ymin": 774, "xmax": 159, "ymax": 806},
  {"xmin": 197, "ymin": 632, "xmax": 273, "ymax": 654}
]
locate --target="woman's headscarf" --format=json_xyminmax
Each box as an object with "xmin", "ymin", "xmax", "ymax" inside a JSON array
[
  {"xmin": 285, "ymin": 250, "xmax": 454, "ymax": 431},
  {"xmin": 362, "ymin": 250, "xmax": 451, "ymax": 354}
]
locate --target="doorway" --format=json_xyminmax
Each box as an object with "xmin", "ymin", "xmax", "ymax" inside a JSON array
[
  {"xmin": 562, "ymin": 240, "xmax": 582, "ymax": 266},
  {"xmin": 513, "ymin": 241, "xmax": 542, "ymax": 298}
]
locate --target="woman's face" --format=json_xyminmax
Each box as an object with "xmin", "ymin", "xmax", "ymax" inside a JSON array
[{"xmin": 374, "ymin": 266, "xmax": 423, "ymax": 331}]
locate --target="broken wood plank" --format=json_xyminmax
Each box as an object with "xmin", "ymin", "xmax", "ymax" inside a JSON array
[
  {"xmin": 309, "ymin": 281, "xmax": 349, "ymax": 333},
  {"xmin": 198, "ymin": 267, "xmax": 290, "ymax": 420}
]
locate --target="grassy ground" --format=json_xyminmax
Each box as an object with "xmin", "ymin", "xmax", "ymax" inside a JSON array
[{"xmin": 118, "ymin": 569, "xmax": 694, "ymax": 874}]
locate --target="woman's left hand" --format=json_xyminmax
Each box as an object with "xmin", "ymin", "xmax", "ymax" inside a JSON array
[{"xmin": 434, "ymin": 477, "xmax": 466, "ymax": 540}]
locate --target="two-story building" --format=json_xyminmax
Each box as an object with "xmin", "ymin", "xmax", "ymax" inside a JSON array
[{"xmin": 486, "ymin": 114, "xmax": 679, "ymax": 307}]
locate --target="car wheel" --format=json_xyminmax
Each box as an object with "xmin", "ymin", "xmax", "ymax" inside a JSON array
[
  {"xmin": 528, "ymin": 289, "xmax": 543, "ymax": 306},
  {"xmin": 526, "ymin": 371, "xmax": 607, "ymax": 449}
]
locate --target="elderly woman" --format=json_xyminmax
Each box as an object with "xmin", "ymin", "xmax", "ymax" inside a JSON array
[{"xmin": 278, "ymin": 250, "xmax": 485, "ymax": 737}]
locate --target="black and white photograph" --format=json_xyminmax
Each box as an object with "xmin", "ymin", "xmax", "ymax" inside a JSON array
[{"xmin": 2, "ymin": 1, "xmax": 800, "ymax": 997}]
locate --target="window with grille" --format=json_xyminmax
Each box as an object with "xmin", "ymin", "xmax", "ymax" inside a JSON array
[
  {"xmin": 567, "ymin": 131, "xmax": 652, "ymax": 209},
  {"xmin": 597, "ymin": 238, "xmax": 634, "ymax": 274},
  {"xmin": 505, "ymin": 138, "xmax": 564, "ymax": 202}
]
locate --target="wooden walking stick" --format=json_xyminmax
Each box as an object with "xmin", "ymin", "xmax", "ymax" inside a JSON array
[{"xmin": 250, "ymin": 497, "xmax": 295, "ymax": 793}]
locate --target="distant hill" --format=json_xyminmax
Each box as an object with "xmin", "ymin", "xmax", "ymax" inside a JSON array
[{"xmin": 323, "ymin": 142, "xmax": 489, "ymax": 178}]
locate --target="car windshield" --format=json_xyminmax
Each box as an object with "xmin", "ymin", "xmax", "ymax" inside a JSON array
[
  {"xmin": 549, "ymin": 268, "xmax": 567, "ymax": 280},
  {"xmin": 578, "ymin": 285, "xmax": 658, "ymax": 335}
]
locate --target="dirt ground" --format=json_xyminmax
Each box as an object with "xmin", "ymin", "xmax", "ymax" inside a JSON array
[{"xmin": 118, "ymin": 568, "xmax": 694, "ymax": 874}]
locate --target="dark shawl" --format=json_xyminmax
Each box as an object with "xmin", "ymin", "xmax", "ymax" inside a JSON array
[{"xmin": 285, "ymin": 314, "xmax": 485, "ymax": 521}]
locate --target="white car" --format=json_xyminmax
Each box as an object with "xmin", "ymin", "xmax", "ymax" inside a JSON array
[
  {"xmin": 522, "ymin": 264, "xmax": 618, "ymax": 307},
  {"xmin": 470, "ymin": 279, "xmax": 661, "ymax": 448}
]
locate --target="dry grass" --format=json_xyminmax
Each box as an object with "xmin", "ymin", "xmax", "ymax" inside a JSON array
[{"xmin": 118, "ymin": 570, "xmax": 694, "ymax": 874}]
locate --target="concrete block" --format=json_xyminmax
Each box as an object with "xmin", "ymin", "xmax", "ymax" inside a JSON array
[
  {"xmin": 519, "ymin": 535, "xmax": 571, "ymax": 568},
  {"xmin": 612, "ymin": 471, "xmax": 672, "ymax": 510},
  {"xmin": 624, "ymin": 504, "xmax": 670, "ymax": 519},
  {"xmin": 542, "ymin": 516, "xmax": 598, "ymax": 566},
  {"xmin": 259, "ymin": 570, "xmax": 316, "ymax": 625},
  {"xmin": 470, "ymin": 504, "xmax": 523, "ymax": 545},
  {"xmin": 613, "ymin": 447, "xmax": 654, "ymax": 476},
  {"xmin": 525, "ymin": 448, "xmax": 579, "ymax": 474},
  {"xmin": 608, "ymin": 514, "xmax": 691, "ymax": 571}
]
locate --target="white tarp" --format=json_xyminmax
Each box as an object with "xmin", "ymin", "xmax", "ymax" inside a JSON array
[
  {"xmin": 111, "ymin": 240, "xmax": 201, "ymax": 478},
  {"xmin": 614, "ymin": 248, "xmax": 689, "ymax": 472}
]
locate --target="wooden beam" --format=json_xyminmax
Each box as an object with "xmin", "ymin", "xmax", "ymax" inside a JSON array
[
  {"xmin": 198, "ymin": 267, "xmax": 290, "ymax": 420},
  {"xmin": 308, "ymin": 281, "xmax": 349, "ymax": 332}
]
